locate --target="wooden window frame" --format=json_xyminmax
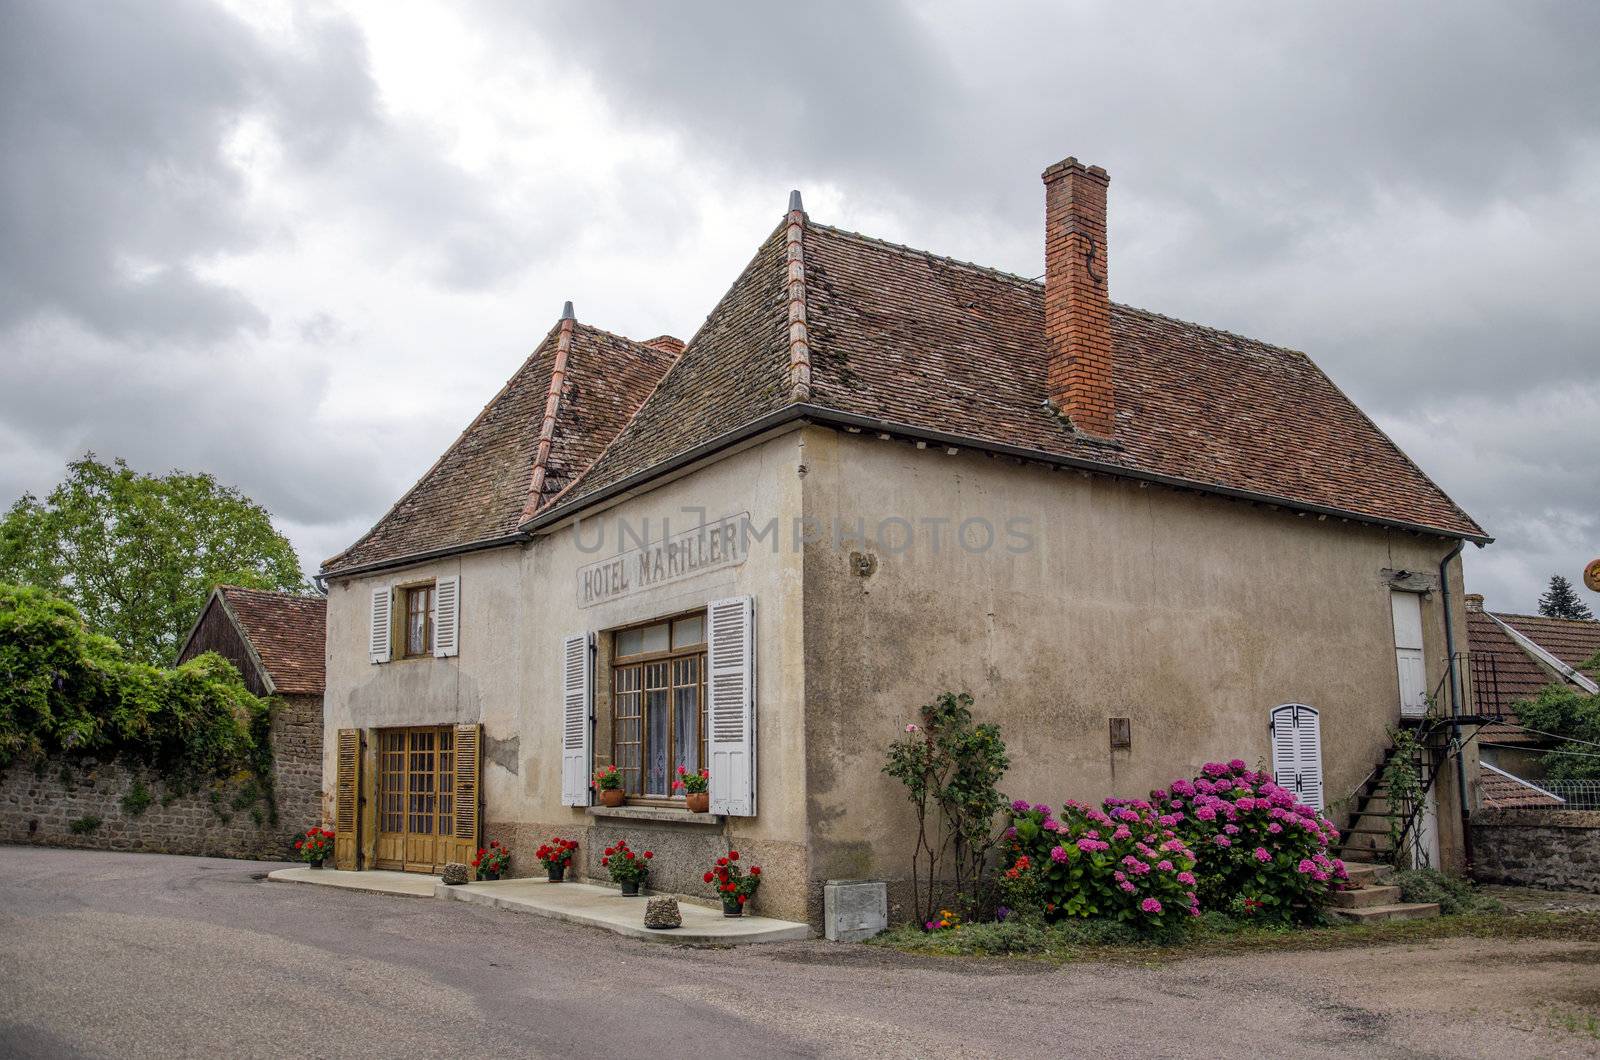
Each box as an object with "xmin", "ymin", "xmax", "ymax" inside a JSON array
[
  {"xmin": 392, "ymin": 580, "xmax": 436, "ymax": 660},
  {"xmin": 610, "ymin": 610, "xmax": 708, "ymax": 805}
]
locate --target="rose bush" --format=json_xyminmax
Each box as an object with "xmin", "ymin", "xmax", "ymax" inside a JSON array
[
  {"xmin": 1152, "ymin": 759, "xmax": 1347, "ymax": 923},
  {"xmin": 1002, "ymin": 798, "xmax": 1199, "ymax": 936}
]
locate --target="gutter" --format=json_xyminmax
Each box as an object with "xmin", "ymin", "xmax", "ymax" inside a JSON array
[
  {"xmin": 317, "ymin": 532, "xmax": 528, "ymax": 583},
  {"xmin": 524, "ymin": 402, "xmax": 1496, "ymax": 547},
  {"xmin": 1438, "ymin": 539, "xmax": 1473, "ymax": 865}
]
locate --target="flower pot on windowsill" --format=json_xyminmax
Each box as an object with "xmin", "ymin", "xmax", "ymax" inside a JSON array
[
  {"xmin": 685, "ymin": 792, "xmax": 710, "ymax": 814},
  {"xmin": 599, "ymin": 788, "xmax": 625, "ymax": 808},
  {"xmin": 546, "ymin": 864, "xmax": 565, "ymax": 883},
  {"xmin": 721, "ymin": 894, "xmax": 744, "ymax": 918}
]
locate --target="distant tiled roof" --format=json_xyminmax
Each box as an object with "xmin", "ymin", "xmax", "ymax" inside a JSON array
[
  {"xmin": 1497, "ymin": 613, "xmax": 1600, "ymax": 677},
  {"xmin": 1468, "ymin": 609, "xmax": 1600, "ymax": 744},
  {"xmin": 1479, "ymin": 763, "xmax": 1564, "ymax": 810},
  {"xmin": 219, "ymin": 587, "xmax": 326, "ymax": 696},
  {"xmin": 544, "ymin": 217, "xmax": 1485, "ymax": 542},
  {"xmin": 323, "ymin": 322, "xmax": 676, "ymax": 574}
]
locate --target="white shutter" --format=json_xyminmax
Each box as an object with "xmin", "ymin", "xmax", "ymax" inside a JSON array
[
  {"xmin": 560, "ymin": 633, "xmax": 593, "ymax": 806},
  {"xmin": 1391, "ymin": 592, "xmax": 1428, "ymax": 717},
  {"xmin": 1270, "ymin": 704, "xmax": 1323, "ymax": 811},
  {"xmin": 707, "ymin": 595, "xmax": 755, "ymax": 816},
  {"xmin": 368, "ymin": 585, "xmax": 391, "ymax": 664},
  {"xmin": 433, "ymin": 575, "xmax": 460, "ymax": 658}
]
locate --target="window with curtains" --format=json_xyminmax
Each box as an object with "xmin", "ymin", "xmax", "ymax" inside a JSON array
[
  {"xmin": 403, "ymin": 583, "xmax": 434, "ymax": 657},
  {"xmin": 611, "ymin": 613, "xmax": 707, "ymax": 799}
]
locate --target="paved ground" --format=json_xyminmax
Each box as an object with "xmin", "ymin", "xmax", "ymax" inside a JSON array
[{"xmin": 2, "ymin": 846, "xmax": 1598, "ymax": 1059}]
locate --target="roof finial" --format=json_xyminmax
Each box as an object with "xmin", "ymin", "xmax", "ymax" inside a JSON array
[
  {"xmin": 560, "ymin": 300, "xmax": 575, "ymax": 321},
  {"xmin": 788, "ymin": 189, "xmax": 804, "ymax": 214}
]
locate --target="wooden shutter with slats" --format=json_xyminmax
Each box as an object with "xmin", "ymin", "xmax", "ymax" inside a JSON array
[
  {"xmin": 1270, "ymin": 704, "xmax": 1323, "ymax": 811},
  {"xmin": 433, "ymin": 575, "xmax": 460, "ymax": 658},
  {"xmin": 707, "ymin": 596, "xmax": 755, "ymax": 816},
  {"xmin": 560, "ymin": 633, "xmax": 592, "ymax": 806},
  {"xmin": 451, "ymin": 723, "xmax": 481, "ymax": 864},
  {"xmin": 368, "ymin": 585, "xmax": 391, "ymax": 664},
  {"xmin": 334, "ymin": 728, "xmax": 361, "ymax": 869}
]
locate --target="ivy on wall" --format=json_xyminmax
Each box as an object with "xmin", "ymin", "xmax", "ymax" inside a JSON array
[{"xmin": 0, "ymin": 582, "xmax": 276, "ymax": 817}]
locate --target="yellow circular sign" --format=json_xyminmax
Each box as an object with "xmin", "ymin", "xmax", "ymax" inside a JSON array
[{"xmin": 1586, "ymin": 557, "xmax": 1600, "ymax": 594}]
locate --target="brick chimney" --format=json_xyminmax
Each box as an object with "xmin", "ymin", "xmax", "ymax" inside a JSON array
[
  {"xmin": 1042, "ymin": 157, "xmax": 1113, "ymax": 437},
  {"xmin": 642, "ymin": 335, "xmax": 685, "ymax": 355},
  {"xmin": 1464, "ymin": 593, "xmax": 1484, "ymax": 612}
]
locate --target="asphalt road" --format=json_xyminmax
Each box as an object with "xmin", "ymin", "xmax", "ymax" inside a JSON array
[{"xmin": 2, "ymin": 846, "xmax": 1597, "ymax": 1059}]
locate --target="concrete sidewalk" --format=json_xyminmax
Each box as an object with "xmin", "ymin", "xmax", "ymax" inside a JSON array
[
  {"xmin": 437, "ymin": 878, "xmax": 812, "ymax": 945},
  {"xmin": 266, "ymin": 866, "xmax": 439, "ymax": 896}
]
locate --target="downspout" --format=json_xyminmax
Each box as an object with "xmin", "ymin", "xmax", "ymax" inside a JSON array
[{"xmin": 1437, "ymin": 539, "xmax": 1472, "ymax": 865}]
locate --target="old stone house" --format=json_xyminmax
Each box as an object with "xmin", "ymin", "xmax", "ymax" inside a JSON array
[{"xmin": 318, "ymin": 156, "xmax": 1489, "ymax": 924}]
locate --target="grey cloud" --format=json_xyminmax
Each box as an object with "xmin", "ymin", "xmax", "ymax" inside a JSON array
[{"xmin": 0, "ymin": 1, "xmax": 381, "ymax": 344}]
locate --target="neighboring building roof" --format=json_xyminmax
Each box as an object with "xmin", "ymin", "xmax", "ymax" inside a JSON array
[
  {"xmin": 539, "ymin": 217, "xmax": 1485, "ymax": 543},
  {"xmin": 1479, "ymin": 762, "xmax": 1564, "ymax": 810},
  {"xmin": 323, "ymin": 321, "xmax": 677, "ymax": 575},
  {"xmin": 1468, "ymin": 606, "xmax": 1600, "ymax": 744},
  {"xmin": 178, "ymin": 587, "xmax": 326, "ymax": 696}
]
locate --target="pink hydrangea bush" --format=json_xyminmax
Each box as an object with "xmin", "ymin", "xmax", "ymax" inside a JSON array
[
  {"xmin": 1003, "ymin": 798, "xmax": 1199, "ymax": 935},
  {"xmin": 1152, "ymin": 759, "xmax": 1347, "ymax": 923}
]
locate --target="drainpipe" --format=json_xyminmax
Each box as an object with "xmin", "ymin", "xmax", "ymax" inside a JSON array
[{"xmin": 1437, "ymin": 539, "xmax": 1472, "ymax": 865}]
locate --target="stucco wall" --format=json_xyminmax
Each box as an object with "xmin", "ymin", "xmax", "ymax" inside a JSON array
[
  {"xmin": 798, "ymin": 427, "xmax": 1474, "ymax": 908},
  {"xmin": 323, "ymin": 431, "xmax": 812, "ymax": 917},
  {"xmin": 1472, "ymin": 809, "xmax": 1600, "ymax": 893}
]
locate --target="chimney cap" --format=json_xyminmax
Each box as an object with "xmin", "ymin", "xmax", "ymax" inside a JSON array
[
  {"xmin": 1464, "ymin": 593, "xmax": 1485, "ymax": 611},
  {"xmin": 560, "ymin": 300, "xmax": 575, "ymax": 321},
  {"xmin": 1041, "ymin": 156, "xmax": 1109, "ymax": 184},
  {"xmin": 788, "ymin": 189, "xmax": 804, "ymax": 213}
]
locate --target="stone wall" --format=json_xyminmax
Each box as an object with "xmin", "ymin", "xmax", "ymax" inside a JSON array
[
  {"xmin": 0, "ymin": 693, "xmax": 325, "ymax": 861},
  {"xmin": 1471, "ymin": 808, "xmax": 1600, "ymax": 893}
]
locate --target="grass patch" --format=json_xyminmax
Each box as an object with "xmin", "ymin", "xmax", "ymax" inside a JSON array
[
  {"xmin": 1388, "ymin": 868, "xmax": 1504, "ymax": 915},
  {"xmin": 869, "ymin": 911, "xmax": 1600, "ymax": 965},
  {"xmin": 67, "ymin": 815, "xmax": 102, "ymax": 835}
]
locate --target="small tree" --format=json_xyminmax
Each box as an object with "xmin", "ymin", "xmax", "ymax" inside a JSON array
[
  {"xmin": 1518, "ymin": 683, "xmax": 1600, "ymax": 781},
  {"xmin": 883, "ymin": 692, "xmax": 1009, "ymax": 925},
  {"xmin": 1538, "ymin": 575, "xmax": 1595, "ymax": 621}
]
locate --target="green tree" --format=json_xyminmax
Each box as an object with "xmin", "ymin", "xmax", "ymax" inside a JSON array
[
  {"xmin": 1538, "ymin": 574, "xmax": 1595, "ymax": 621},
  {"xmin": 0, "ymin": 455, "xmax": 307, "ymax": 665},
  {"xmin": 1517, "ymin": 682, "xmax": 1600, "ymax": 781}
]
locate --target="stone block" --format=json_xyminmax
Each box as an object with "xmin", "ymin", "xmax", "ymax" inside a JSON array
[
  {"xmin": 823, "ymin": 879, "xmax": 887, "ymax": 942},
  {"xmin": 442, "ymin": 862, "xmax": 470, "ymax": 885},
  {"xmin": 644, "ymin": 895, "xmax": 681, "ymax": 929}
]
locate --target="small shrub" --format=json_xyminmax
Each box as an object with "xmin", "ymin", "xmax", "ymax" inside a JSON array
[
  {"xmin": 1388, "ymin": 869, "xmax": 1503, "ymax": 915},
  {"xmin": 702, "ymin": 849, "xmax": 761, "ymax": 909},
  {"xmin": 1003, "ymin": 798, "xmax": 1199, "ymax": 937},
  {"xmin": 601, "ymin": 839, "xmax": 652, "ymax": 886},
  {"xmin": 295, "ymin": 826, "xmax": 334, "ymax": 864},
  {"xmin": 1153, "ymin": 759, "xmax": 1346, "ymax": 924},
  {"xmin": 68, "ymin": 815, "xmax": 101, "ymax": 834},
  {"xmin": 120, "ymin": 778, "xmax": 153, "ymax": 816}
]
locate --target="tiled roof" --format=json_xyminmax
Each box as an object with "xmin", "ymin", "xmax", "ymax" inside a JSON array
[
  {"xmin": 545, "ymin": 217, "xmax": 1485, "ymax": 541},
  {"xmin": 219, "ymin": 587, "xmax": 326, "ymax": 696},
  {"xmin": 1497, "ymin": 613, "xmax": 1600, "ymax": 677},
  {"xmin": 324, "ymin": 322, "xmax": 676, "ymax": 574},
  {"xmin": 1468, "ymin": 609, "xmax": 1600, "ymax": 744},
  {"xmin": 1479, "ymin": 764, "xmax": 1564, "ymax": 810}
]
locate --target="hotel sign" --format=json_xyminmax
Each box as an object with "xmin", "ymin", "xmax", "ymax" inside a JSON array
[{"xmin": 577, "ymin": 513, "xmax": 749, "ymax": 607}]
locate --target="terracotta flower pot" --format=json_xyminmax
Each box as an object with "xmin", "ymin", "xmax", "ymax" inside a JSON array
[
  {"xmin": 686, "ymin": 792, "xmax": 710, "ymax": 814},
  {"xmin": 599, "ymin": 788, "xmax": 625, "ymax": 808}
]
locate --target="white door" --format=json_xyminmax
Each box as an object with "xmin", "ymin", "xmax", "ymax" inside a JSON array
[
  {"xmin": 1270, "ymin": 704, "xmax": 1324, "ymax": 811},
  {"xmin": 1391, "ymin": 591, "xmax": 1428, "ymax": 718}
]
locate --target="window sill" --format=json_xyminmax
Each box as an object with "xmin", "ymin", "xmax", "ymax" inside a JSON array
[{"xmin": 586, "ymin": 805, "xmax": 724, "ymax": 827}]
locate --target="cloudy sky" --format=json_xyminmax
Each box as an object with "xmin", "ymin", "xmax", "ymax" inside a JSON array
[{"xmin": 2, "ymin": 0, "xmax": 1597, "ymax": 614}]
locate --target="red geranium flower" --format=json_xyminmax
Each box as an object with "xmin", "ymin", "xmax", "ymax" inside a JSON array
[
  {"xmin": 703, "ymin": 871, "xmax": 713, "ymax": 883},
  {"xmin": 737, "ymin": 894, "xmax": 746, "ymax": 904},
  {"xmin": 728, "ymin": 851, "xmax": 739, "ymax": 861},
  {"xmin": 643, "ymin": 851, "xmax": 653, "ymax": 860},
  {"xmin": 750, "ymin": 866, "xmax": 761, "ymax": 876},
  {"xmin": 716, "ymin": 857, "xmax": 728, "ymax": 867}
]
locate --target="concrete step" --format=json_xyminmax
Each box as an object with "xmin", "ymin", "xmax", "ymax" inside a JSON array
[
  {"xmin": 1329, "ymin": 901, "xmax": 1440, "ymax": 924},
  {"xmin": 1330, "ymin": 884, "xmax": 1402, "ymax": 908},
  {"xmin": 1340, "ymin": 861, "xmax": 1383, "ymax": 887}
]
